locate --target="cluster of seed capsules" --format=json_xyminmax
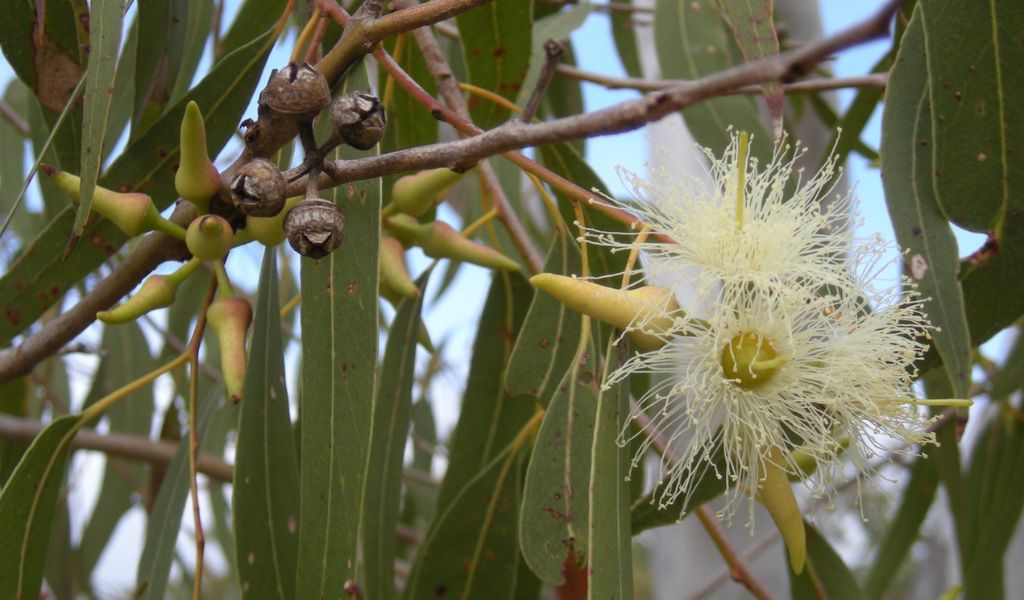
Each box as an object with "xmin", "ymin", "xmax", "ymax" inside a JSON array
[{"xmin": 43, "ymin": 61, "xmax": 522, "ymax": 403}]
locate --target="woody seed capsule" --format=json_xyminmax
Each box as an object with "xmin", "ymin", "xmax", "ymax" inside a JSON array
[
  {"xmin": 261, "ymin": 62, "xmax": 331, "ymax": 123},
  {"xmin": 230, "ymin": 158, "xmax": 287, "ymax": 217},
  {"xmin": 284, "ymin": 198, "xmax": 346, "ymax": 259},
  {"xmin": 331, "ymin": 92, "xmax": 386, "ymax": 150}
]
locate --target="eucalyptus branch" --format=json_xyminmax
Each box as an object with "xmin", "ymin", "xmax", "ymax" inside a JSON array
[
  {"xmin": 555, "ymin": 65, "xmax": 889, "ymax": 94},
  {"xmin": 0, "ymin": 202, "xmax": 195, "ymax": 384},
  {"xmin": 520, "ymin": 40, "xmax": 565, "ymax": 123}
]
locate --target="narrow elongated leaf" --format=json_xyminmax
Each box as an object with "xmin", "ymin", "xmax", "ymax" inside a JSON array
[
  {"xmin": 716, "ymin": 0, "xmax": 783, "ymax": 135},
  {"xmin": 989, "ymin": 332, "xmax": 1024, "ymax": 399},
  {"xmin": 76, "ymin": 322, "xmax": 156, "ymax": 582},
  {"xmin": 406, "ymin": 431, "xmax": 539, "ymax": 599},
  {"xmin": 219, "ymin": 0, "xmax": 289, "ymax": 59},
  {"xmin": 45, "ymin": 488, "xmax": 74, "ymax": 599},
  {"xmin": 653, "ymin": 0, "xmax": 769, "ymax": 157},
  {"xmin": 0, "ymin": 25, "xmax": 276, "ymax": 345},
  {"xmin": 456, "ymin": 0, "xmax": 533, "ymax": 129},
  {"xmin": 588, "ymin": 338, "xmax": 633, "ymax": 599},
  {"xmin": 295, "ymin": 64, "xmax": 382, "ymax": 600},
  {"xmin": 73, "ymin": 0, "xmax": 126, "ymax": 237},
  {"xmin": 863, "ymin": 457, "xmax": 938, "ymax": 598},
  {"xmin": 132, "ymin": 0, "xmax": 189, "ymax": 138},
  {"xmin": 0, "ymin": 415, "xmax": 78, "ymax": 600},
  {"xmin": 506, "ymin": 232, "xmax": 583, "ymax": 405},
  {"xmin": 520, "ymin": 345, "xmax": 597, "ymax": 584},
  {"xmin": 168, "ymin": 0, "xmax": 215, "ymax": 105},
  {"xmin": 789, "ymin": 523, "xmax": 866, "ymax": 600},
  {"xmin": 881, "ymin": 9, "xmax": 971, "ymax": 397},
  {"xmin": 234, "ymin": 250, "xmax": 300, "ymax": 599},
  {"xmin": 435, "ymin": 273, "xmax": 535, "ymax": 512},
  {"xmin": 610, "ymin": 0, "xmax": 643, "ymax": 78},
  {"xmin": 135, "ymin": 386, "xmax": 224, "ymax": 600}
]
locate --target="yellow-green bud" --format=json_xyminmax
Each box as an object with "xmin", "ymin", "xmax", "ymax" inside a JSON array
[
  {"xmin": 529, "ymin": 273, "xmax": 679, "ymax": 351},
  {"xmin": 380, "ymin": 237, "xmax": 419, "ymax": 301},
  {"xmin": 758, "ymin": 446, "xmax": 806, "ymax": 575},
  {"xmin": 245, "ymin": 196, "xmax": 301, "ymax": 247},
  {"xmin": 186, "ymin": 215, "xmax": 234, "ymax": 261},
  {"xmin": 207, "ymin": 297, "xmax": 252, "ymax": 404},
  {"xmin": 44, "ymin": 164, "xmax": 161, "ymax": 237},
  {"xmin": 422, "ymin": 222, "xmax": 519, "ymax": 271},
  {"xmin": 389, "ymin": 168, "xmax": 467, "ymax": 217},
  {"xmin": 175, "ymin": 101, "xmax": 221, "ymax": 210},
  {"xmin": 787, "ymin": 438, "xmax": 850, "ymax": 482},
  {"xmin": 97, "ymin": 276, "xmax": 176, "ymax": 324}
]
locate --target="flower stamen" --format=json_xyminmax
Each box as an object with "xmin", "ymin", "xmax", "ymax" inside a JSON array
[{"xmin": 720, "ymin": 332, "xmax": 782, "ymax": 389}]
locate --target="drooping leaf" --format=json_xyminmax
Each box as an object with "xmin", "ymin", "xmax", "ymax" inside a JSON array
[
  {"xmin": 456, "ymin": 0, "xmax": 533, "ymax": 129},
  {"xmin": 434, "ymin": 272, "xmax": 535, "ymax": 512},
  {"xmin": 362, "ymin": 271, "xmax": 429, "ymax": 600},
  {"xmin": 73, "ymin": 0, "xmax": 127, "ymax": 238},
  {"xmin": 135, "ymin": 386, "xmax": 225, "ymax": 600},
  {"xmin": 653, "ymin": 0, "xmax": 769, "ymax": 157},
  {"xmin": 506, "ymin": 231, "xmax": 583, "ymax": 406},
  {"xmin": 610, "ymin": 0, "xmax": 644, "ymax": 79},
  {"xmin": 0, "ymin": 415, "xmax": 79, "ymax": 600},
  {"xmin": 716, "ymin": 0, "xmax": 784, "ymax": 136},
  {"xmin": 0, "ymin": 24, "xmax": 277, "ymax": 345},
  {"xmin": 789, "ymin": 523, "xmax": 866, "ymax": 600},
  {"xmin": 76, "ymin": 322, "xmax": 156, "ymax": 583},
  {"xmin": 881, "ymin": 8, "xmax": 971, "ymax": 397},
  {"xmin": 863, "ymin": 457, "xmax": 938, "ymax": 598},
  {"xmin": 587, "ymin": 338, "xmax": 633, "ymax": 599},
  {"xmin": 168, "ymin": 0, "xmax": 215, "ymax": 105},
  {"xmin": 219, "ymin": 0, "xmax": 290, "ymax": 60},
  {"xmin": 131, "ymin": 0, "xmax": 189, "ymax": 139},
  {"xmin": 295, "ymin": 63, "xmax": 382, "ymax": 600},
  {"xmin": 233, "ymin": 249, "xmax": 300, "ymax": 599}
]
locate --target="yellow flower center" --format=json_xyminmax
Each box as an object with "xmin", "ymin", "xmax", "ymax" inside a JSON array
[{"xmin": 720, "ymin": 332, "xmax": 783, "ymax": 389}]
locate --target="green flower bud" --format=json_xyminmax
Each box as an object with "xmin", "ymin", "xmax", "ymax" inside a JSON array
[
  {"xmin": 389, "ymin": 218, "xmax": 520, "ymax": 272},
  {"xmin": 97, "ymin": 276, "xmax": 176, "ymax": 324},
  {"xmin": 207, "ymin": 297, "xmax": 252, "ymax": 404},
  {"xmin": 758, "ymin": 446, "xmax": 806, "ymax": 575},
  {"xmin": 186, "ymin": 215, "xmax": 234, "ymax": 261},
  {"xmin": 529, "ymin": 274, "xmax": 680, "ymax": 351},
  {"xmin": 44, "ymin": 164, "xmax": 161, "ymax": 237},
  {"xmin": 175, "ymin": 101, "xmax": 221, "ymax": 210},
  {"xmin": 245, "ymin": 196, "xmax": 301, "ymax": 247},
  {"xmin": 380, "ymin": 237, "xmax": 419, "ymax": 301},
  {"xmin": 388, "ymin": 168, "xmax": 467, "ymax": 217}
]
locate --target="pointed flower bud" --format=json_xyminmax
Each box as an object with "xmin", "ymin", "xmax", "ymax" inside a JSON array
[
  {"xmin": 207, "ymin": 297, "xmax": 252, "ymax": 404},
  {"xmin": 529, "ymin": 273, "xmax": 680, "ymax": 351},
  {"xmin": 186, "ymin": 214, "xmax": 234, "ymax": 261},
  {"xmin": 245, "ymin": 196, "xmax": 301, "ymax": 247},
  {"xmin": 387, "ymin": 216, "xmax": 520, "ymax": 272},
  {"xmin": 380, "ymin": 237, "xmax": 419, "ymax": 301},
  {"xmin": 44, "ymin": 165, "xmax": 161, "ymax": 237},
  {"xmin": 388, "ymin": 168, "xmax": 467, "ymax": 217},
  {"xmin": 759, "ymin": 446, "xmax": 806, "ymax": 574},
  {"xmin": 97, "ymin": 276, "xmax": 175, "ymax": 324},
  {"xmin": 175, "ymin": 101, "xmax": 221, "ymax": 210}
]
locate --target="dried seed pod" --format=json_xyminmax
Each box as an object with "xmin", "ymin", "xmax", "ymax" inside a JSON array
[
  {"xmin": 230, "ymin": 158, "xmax": 287, "ymax": 217},
  {"xmin": 330, "ymin": 91, "xmax": 386, "ymax": 150},
  {"xmin": 284, "ymin": 198, "xmax": 346, "ymax": 259},
  {"xmin": 261, "ymin": 62, "xmax": 331, "ymax": 122}
]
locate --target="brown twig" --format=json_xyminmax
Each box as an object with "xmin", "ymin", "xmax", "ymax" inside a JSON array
[
  {"xmin": 187, "ymin": 280, "xmax": 217, "ymax": 600},
  {"xmin": 556, "ymin": 64, "xmax": 889, "ymax": 94},
  {"xmin": 520, "ymin": 40, "xmax": 565, "ymax": 123}
]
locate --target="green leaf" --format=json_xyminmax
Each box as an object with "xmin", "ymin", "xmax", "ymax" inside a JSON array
[
  {"xmin": 610, "ymin": 0, "xmax": 643, "ymax": 78},
  {"xmin": 587, "ymin": 338, "xmax": 633, "ymax": 599},
  {"xmin": 516, "ymin": 3, "xmax": 592, "ymax": 106},
  {"xmin": 881, "ymin": 8, "xmax": 971, "ymax": 397},
  {"xmin": 0, "ymin": 81, "xmax": 39, "ymax": 245},
  {"xmin": 73, "ymin": 0, "xmax": 126, "ymax": 238},
  {"xmin": 295, "ymin": 63, "xmax": 382, "ymax": 600},
  {"xmin": 863, "ymin": 457, "xmax": 939, "ymax": 598},
  {"xmin": 0, "ymin": 414, "xmax": 79, "ymax": 600},
  {"xmin": 519, "ymin": 341, "xmax": 597, "ymax": 584},
  {"xmin": 219, "ymin": 0, "xmax": 289, "ymax": 59},
  {"xmin": 715, "ymin": 0, "xmax": 783, "ymax": 135},
  {"xmin": 506, "ymin": 232, "xmax": 583, "ymax": 405},
  {"xmin": 76, "ymin": 322, "xmax": 156, "ymax": 583},
  {"xmin": 168, "ymin": 0, "xmax": 215, "ymax": 105},
  {"xmin": 435, "ymin": 273, "xmax": 535, "ymax": 512},
  {"xmin": 989, "ymin": 332, "xmax": 1024, "ymax": 399},
  {"xmin": 961, "ymin": 415, "xmax": 1024, "ymax": 600},
  {"xmin": 233, "ymin": 249, "xmax": 300, "ymax": 599},
  {"xmin": 0, "ymin": 24, "xmax": 276, "ymax": 345},
  {"xmin": 405, "ymin": 427, "xmax": 540, "ymax": 599},
  {"xmin": 131, "ymin": 0, "xmax": 189, "ymax": 139},
  {"xmin": 45, "ymin": 488, "xmax": 75, "ymax": 599},
  {"xmin": 456, "ymin": 0, "xmax": 533, "ymax": 129},
  {"xmin": 102, "ymin": 17, "xmax": 137, "ymax": 163},
  {"xmin": 789, "ymin": 523, "xmax": 866, "ymax": 600},
  {"xmin": 362, "ymin": 272, "xmax": 429, "ymax": 600},
  {"xmin": 653, "ymin": 0, "xmax": 769, "ymax": 156},
  {"xmin": 135, "ymin": 386, "xmax": 225, "ymax": 600}
]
